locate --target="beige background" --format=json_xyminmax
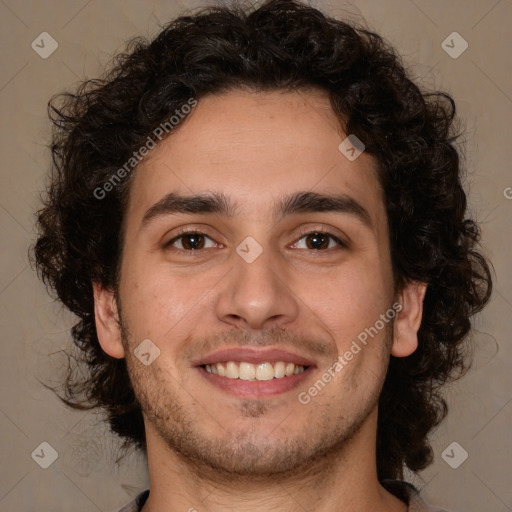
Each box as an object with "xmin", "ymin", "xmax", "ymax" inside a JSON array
[{"xmin": 0, "ymin": 0, "xmax": 511, "ymax": 510}]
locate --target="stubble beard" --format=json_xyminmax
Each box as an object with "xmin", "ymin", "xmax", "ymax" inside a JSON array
[{"xmin": 119, "ymin": 316, "xmax": 392, "ymax": 482}]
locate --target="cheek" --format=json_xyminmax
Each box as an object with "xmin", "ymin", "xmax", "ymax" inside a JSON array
[
  {"xmin": 302, "ymin": 262, "xmax": 391, "ymax": 330},
  {"xmin": 119, "ymin": 260, "xmax": 219, "ymax": 344}
]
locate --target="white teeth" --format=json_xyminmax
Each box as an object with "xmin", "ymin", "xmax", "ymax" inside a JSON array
[
  {"xmin": 239, "ymin": 362, "xmax": 256, "ymax": 380},
  {"xmin": 255, "ymin": 362, "xmax": 274, "ymax": 381},
  {"xmin": 274, "ymin": 361, "xmax": 285, "ymax": 378},
  {"xmin": 225, "ymin": 361, "xmax": 239, "ymax": 379},
  {"xmin": 217, "ymin": 362, "xmax": 226, "ymax": 377},
  {"xmin": 204, "ymin": 361, "xmax": 307, "ymax": 380}
]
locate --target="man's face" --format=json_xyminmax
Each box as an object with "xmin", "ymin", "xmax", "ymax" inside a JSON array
[{"xmin": 111, "ymin": 88, "xmax": 400, "ymax": 475}]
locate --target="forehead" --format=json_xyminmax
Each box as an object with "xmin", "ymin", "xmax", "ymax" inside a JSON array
[{"xmin": 125, "ymin": 88, "xmax": 386, "ymax": 231}]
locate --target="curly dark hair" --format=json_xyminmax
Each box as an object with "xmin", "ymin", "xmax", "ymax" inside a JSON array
[{"xmin": 32, "ymin": 0, "xmax": 492, "ymax": 480}]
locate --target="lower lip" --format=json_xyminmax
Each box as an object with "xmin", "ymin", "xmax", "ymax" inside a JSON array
[{"xmin": 197, "ymin": 366, "xmax": 314, "ymax": 398}]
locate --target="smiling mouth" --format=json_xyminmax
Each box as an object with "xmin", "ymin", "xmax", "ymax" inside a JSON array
[{"xmin": 202, "ymin": 361, "xmax": 308, "ymax": 380}]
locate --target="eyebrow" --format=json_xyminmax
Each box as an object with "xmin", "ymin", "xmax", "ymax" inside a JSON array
[{"xmin": 141, "ymin": 190, "xmax": 373, "ymax": 230}]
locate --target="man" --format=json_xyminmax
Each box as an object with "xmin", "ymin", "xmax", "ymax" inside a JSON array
[{"xmin": 33, "ymin": 0, "xmax": 492, "ymax": 510}]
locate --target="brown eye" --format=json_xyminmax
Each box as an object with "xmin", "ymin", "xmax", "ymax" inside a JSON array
[
  {"xmin": 166, "ymin": 232, "xmax": 218, "ymax": 251},
  {"xmin": 305, "ymin": 232, "xmax": 330, "ymax": 250},
  {"xmin": 293, "ymin": 231, "xmax": 345, "ymax": 251},
  {"xmin": 178, "ymin": 233, "xmax": 206, "ymax": 250}
]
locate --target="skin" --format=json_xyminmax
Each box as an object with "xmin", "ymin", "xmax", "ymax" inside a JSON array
[{"xmin": 94, "ymin": 88, "xmax": 426, "ymax": 512}]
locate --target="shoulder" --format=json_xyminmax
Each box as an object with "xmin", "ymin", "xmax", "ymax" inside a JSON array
[
  {"xmin": 381, "ymin": 479, "xmax": 456, "ymax": 512},
  {"xmin": 115, "ymin": 489, "xmax": 150, "ymax": 512}
]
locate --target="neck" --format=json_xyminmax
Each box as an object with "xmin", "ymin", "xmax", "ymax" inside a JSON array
[{"xmin": 140, "ymin": 408, "xmax": 407, "ymax": 512}]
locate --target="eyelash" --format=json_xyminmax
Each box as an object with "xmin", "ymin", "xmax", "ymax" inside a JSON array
[{"xmin": 164, "ymin": 227, "xmax": 347, "ymax": 256}]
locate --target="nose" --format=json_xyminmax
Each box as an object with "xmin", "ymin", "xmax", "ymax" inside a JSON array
[{"xmin": 214, "ymin": 243, "xmax": 300, "ymax": 331}]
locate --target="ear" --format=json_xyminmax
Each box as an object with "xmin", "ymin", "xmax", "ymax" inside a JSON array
[
  {"xmin": 93, "ymin": 282, "xmax": 125, "ymax": 359},
  {"xmin": 391, "ymin": 281, "xmax": 427, "ymax": 357}
]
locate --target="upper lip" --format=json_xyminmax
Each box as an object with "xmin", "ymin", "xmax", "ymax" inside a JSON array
[{"xmin": 193, "ymin": 348, "xmax": 316, "ymax": 367}]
